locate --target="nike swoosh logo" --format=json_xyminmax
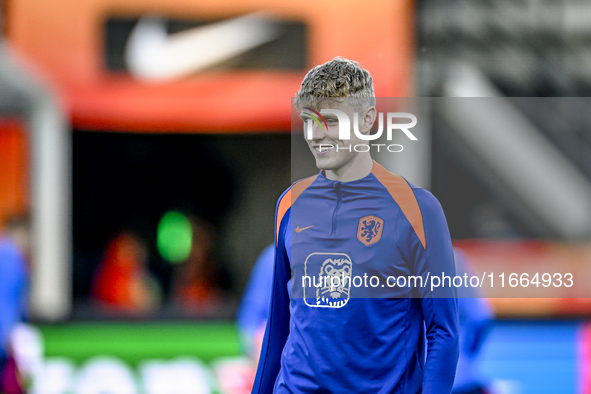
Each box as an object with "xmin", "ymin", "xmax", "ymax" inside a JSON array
[
  {"xmin": 125, "ymin": 13, "xmax": 281, "ymax": 82},
  {"xmin": 296, "ymin": 225, "xmax": 315, "ymax": 233}
]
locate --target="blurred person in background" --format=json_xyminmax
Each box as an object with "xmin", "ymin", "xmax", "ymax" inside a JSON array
[
  {"xmin": 0, "ymin": 215, "xmax": 29, "ymax": 394},
  {"xmin": 91, "ymin": 231, "xmax": 161, "ymax": 313},
  {"xmin": 237, "ymin": 244, "xmax": 274, "ymax": 365},
  {"xmin": 210, "ymin": 244, "xmax": 276, "ymax": 394},
  {"xmin": 453, "ymin": 249, "xmax": 494, "ymax": 394},
  {"xmin": 170, "ymin": 216, "xmax": 226, "ymax": 313}
]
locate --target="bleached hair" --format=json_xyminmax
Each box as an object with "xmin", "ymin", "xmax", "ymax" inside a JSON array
[{"xmin": 294, "ymin": 56, "xmax": 375, "ymax": 111}]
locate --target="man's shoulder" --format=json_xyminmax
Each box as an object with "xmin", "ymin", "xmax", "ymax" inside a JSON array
[
  {"xmin": 370, "ymin": 162, "xmax": 421, "ymax": 207},
  {"xmin": 370, "ymin": 162, "xmax": 440, "ymax": 207},
  {"xmin": 274, "ymin": 175, "xmax": 319, "ymax": 243},
  {"xmin": 370, "ymin": 163, "xmax": 447, "ymax": 249},
  {"xmin": 276, "ymin": 174, "xmax": 318, "ymax": 209}
]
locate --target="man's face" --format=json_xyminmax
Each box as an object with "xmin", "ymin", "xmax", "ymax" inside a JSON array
[{"xmin": 299, "ymin": 100, "xmax": 373, "ymax": 175}]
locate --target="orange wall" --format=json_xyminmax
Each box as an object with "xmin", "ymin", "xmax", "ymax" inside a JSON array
[
  {"xmin": 6, "ymin": 0, "xmax": 414, "ymax": 132},
  {"xmin": 0, "ymin": 118, "xmax": 29, "ymax": 228}
]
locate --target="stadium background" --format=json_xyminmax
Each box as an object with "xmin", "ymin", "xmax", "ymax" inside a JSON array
[{"xmin": 1, "ymin": 0, "xmax": 591, "ymax": 393}]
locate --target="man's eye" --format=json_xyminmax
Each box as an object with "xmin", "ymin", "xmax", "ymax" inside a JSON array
[{"xmin": 326, "ymin": 119, "xmax": 338, "ymax": 124}]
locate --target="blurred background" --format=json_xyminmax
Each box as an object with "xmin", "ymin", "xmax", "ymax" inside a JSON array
[{"xmin": 1, "ymin": 0, "xmax": 591, "ymax": 393}]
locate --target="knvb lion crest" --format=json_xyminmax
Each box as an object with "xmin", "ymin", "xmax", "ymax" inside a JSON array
[{"xmin": 357, "ymin": 215, "xmax": 384, "ymax": 246}]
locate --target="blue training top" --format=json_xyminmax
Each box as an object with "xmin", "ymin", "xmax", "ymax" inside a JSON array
[{"xmin": 253, "ymin": 161, "xmax": 459, "ymax": 394}]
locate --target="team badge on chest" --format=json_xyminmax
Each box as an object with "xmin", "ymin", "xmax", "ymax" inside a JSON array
[{"xmin": 357, "ymin": 215, "xmax": 384, "ymax": 246}]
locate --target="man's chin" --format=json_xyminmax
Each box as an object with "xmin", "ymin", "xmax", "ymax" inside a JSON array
[{"xmin": 314, "ymin": 157, "xmax": 336, "ymax": 172}]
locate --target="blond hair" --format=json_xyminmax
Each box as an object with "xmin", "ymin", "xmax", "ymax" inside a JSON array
[{"xmin": 294, "ymin": 57, "xmax": 375, "ymax": 111}]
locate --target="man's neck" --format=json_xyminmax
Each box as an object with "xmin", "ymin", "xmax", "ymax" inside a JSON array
[{"xmin": 324, "ymin": 154, "xmax": 374, "ymax": 182}]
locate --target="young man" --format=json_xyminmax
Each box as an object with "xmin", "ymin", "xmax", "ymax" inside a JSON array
[{"xmin": 252, "ymin": 57, "xmax": 459, "ymax": 393}]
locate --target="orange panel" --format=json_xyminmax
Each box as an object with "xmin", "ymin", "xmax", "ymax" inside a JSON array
[
  {"xmin": 6, "ymin": 0, "xmax": 414, "ymax": 132},
  {"xmin": 0, "ymin": 118, "xmax": 29, "ymax": 228}
]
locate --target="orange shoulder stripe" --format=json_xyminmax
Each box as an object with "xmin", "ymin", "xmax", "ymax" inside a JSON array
[
  {"xmin": 276, "ymin": 175, "xmax": 317, "ymax": 245},
  {"xmin": 371, "ymin": 162, "xmax": 427, "ymax": 249}
]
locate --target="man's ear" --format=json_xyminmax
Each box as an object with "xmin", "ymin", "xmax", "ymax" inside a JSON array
[{"xmin": 360, "ymin": 107, "xmax": 377, "ymax": 135}]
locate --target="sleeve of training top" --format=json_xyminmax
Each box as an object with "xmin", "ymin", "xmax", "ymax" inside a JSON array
[
  {"xmin": 251, "ymin": 195, "xmax": 291, "ymax": 394},
  {"xmin": 409, "ymin": 189, "xmax": 460, "ymax": 394}
]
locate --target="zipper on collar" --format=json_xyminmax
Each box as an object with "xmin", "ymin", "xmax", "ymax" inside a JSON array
[{"xmin": 331, "ymin": 182, "xmax": 341, "ymax": 236}]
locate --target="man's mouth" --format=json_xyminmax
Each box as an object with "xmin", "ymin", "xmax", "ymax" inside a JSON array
[{"xmin": 314, "ymin": 144, "xmax": 334, "ymax": 153}]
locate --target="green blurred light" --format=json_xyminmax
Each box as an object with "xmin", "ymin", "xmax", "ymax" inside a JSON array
[{"xmin": 157, "ymin": 211, "xmax": 192, "ymax": 264}]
